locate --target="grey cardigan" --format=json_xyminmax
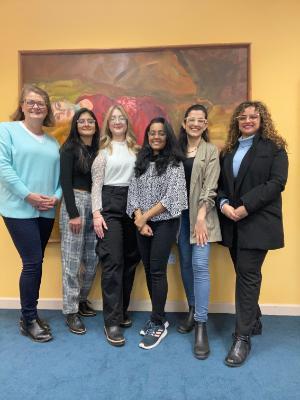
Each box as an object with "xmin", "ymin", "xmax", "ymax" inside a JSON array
[{"xmin": 188, "ymin": 139, "xmax": 222, "ymax": 244}]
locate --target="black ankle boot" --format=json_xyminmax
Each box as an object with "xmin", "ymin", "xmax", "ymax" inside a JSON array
[
  {"xmin": 194, "ymin": 322, "xmax": 210, "ymax": 359},
  {"xmin": 177, "ymin": 306, "xmax": 195, "ymax": 334},
  {"xmin": 225, "ymin": 334, "xmax": 251, "ymax": 367},
  {"xmin": 20, "ymin": 318, "xmax": 53, "ymax": 343}
]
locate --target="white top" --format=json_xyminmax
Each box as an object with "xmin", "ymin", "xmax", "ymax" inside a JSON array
[
  {"xmin": 102, "ymin": 141, "xmax": 136, "ymax": 186},
  {"xmin": 20, "ymin": 122, "xmax": 45, "ymax": 143},
  {"xmin": 91, "ymin": 140, "xmax": 136, "ymax": 213}
]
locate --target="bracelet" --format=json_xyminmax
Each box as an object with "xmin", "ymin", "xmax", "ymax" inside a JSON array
[{"xmin": 93, "ymin": 216, "xmax": 102, "ymax": 219}]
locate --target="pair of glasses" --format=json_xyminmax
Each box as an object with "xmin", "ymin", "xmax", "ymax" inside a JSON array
[
  {"xmin": 148, "ymin": 130, "xmax": 166, "ymax": 137},
  {"xmin": 77, "ymin": 119, "xmax": 96, "ymax": 125},
  {"xmin": 109, "ymin": 116, "xmax": 127, "ymax": 123},
  {"xmin": 236, "ymin": 114, "xmax": 260, "ymax": 122},
  {"xmin": 185, "ymin": 117, "xmax": 207, "ymax": 125},
  {"xmin": 23, "ymin": 99, "xmax": 47, "ymax": 109}
]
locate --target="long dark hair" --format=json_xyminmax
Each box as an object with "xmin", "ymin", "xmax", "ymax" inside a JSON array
[
  {"xmin": 135, "ymin": 117, "xmax": 184, "ymax": 177},
  {"xmin": 60, "ymin": 108, "xmax": 100, "ymax": 173},
  {"xmin": 178, "ymin": 104, "xmax": 209, "ymax": 155}
]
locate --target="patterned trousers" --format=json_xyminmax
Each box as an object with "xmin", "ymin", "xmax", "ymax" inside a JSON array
[{"xmin": 60, "ymin": 190, "xmax": 98, "ymax": 314}]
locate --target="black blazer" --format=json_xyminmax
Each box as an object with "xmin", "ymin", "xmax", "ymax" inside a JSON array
[{"xmin": 217, "ymin": 134, "xmax": 288, "ymax": 250}]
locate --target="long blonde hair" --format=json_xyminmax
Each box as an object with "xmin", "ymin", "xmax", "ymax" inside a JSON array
[
  {"xmin": 223, "ymin": 101, "xmax": 287, "ymax": 153},
  {"xmin": 99, "ymin": 104, "xmax": 139, "ymax": 154},
  {"xmin": 10, "ymin": 84, "xmax": 55, "ymax": 127}
]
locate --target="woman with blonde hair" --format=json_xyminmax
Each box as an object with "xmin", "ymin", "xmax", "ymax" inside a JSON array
[
  {"xmin": 218, "ymin": 101, "xmax": 288, "ymax": 366},
  {"xmin": 91, "ymin": 104, "xmax": 140, "ymax": 346},
  {"xmin": 0, "ymin": 84, "xmax": 61, "ymax": 342}
]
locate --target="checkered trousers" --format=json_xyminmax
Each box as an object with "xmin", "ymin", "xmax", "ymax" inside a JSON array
[{"xmin": 59, "ymin": 190, "xmax": 98, "ymax": 314}]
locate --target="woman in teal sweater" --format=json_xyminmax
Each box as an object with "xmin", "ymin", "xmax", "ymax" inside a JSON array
[{"xmin": 0, "ymin": 84, "xmax": 61, "ymax": 342}]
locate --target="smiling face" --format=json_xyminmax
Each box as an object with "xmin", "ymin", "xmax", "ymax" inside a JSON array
[
  {"xmin": 237, "ymin": 106, "xmax": 261, "ymax": 137},
  {"xmin": 108, "ymin": 107, "xmax": 127, "ymax": 141},
  {"xmin": 77, "ymin": 111, "xmax": 96, "ymax": 142},
  {"xmin": 21, "ymin": 91, "xmax": 48, "ymax": 124},
  {"xmin": 148, "ymin": 122, "xmax": 167, "ymax": 154},
  {"xmin": 182, "ymin": 109, "xmax": 208, "ymax": 140}
]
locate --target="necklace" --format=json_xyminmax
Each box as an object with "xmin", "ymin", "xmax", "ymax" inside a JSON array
[{"xmin": 187, "ymin": 146, "xmax": 198, "ymax": 154}]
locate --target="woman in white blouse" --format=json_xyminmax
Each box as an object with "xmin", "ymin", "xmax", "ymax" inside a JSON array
[
  {"xmin": 127, "ymin": 117, "xmax": 187, "ymax": 350},
  {"xmin": 91, "ymin": 105, "xmax": 140, "ymax": 347}
]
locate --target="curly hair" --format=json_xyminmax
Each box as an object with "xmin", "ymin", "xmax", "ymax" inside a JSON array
[
  {"xmin": 99, "ymin": 104, "xmax": 139, "ymax": 154},
  {"xmin": 135, "ymin": 117, "xmax": 184, "ymax": 177},
  {"xmin": 223, "ymin": 101, "xmax": 287, "ymax": 153}
]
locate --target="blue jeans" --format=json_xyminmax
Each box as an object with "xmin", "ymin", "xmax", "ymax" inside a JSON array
[
  {"xmin": 3, "ymin": 217, "xmax": 54, "ymax": 322},
  {"xmin": 178, "ymin": 210, "xmax": 210, "ymax": 322}
]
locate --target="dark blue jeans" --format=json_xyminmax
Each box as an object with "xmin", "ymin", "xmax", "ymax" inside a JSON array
[{"xmin": 3, "ymin": 217, "xmax": 54, "ymax": 322}]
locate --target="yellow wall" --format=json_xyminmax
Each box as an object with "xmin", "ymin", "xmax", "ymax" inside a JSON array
[{"xmin": 0, "ymin": 0, "xmax": 299, "ymax": 305}]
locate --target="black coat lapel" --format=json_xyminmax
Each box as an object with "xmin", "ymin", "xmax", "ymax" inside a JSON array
[{"xmin": 223, "ymin": 146, "xmax": 237, "ymax": 197}]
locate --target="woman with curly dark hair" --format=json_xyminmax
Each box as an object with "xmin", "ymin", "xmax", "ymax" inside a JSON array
[
  {"xmin": 127, "ymin": 117, "xmax": 187, "ymax": 350},
  {"xmin": 218, "ymin": 101, "xmax": 288, "ymax": 367}
]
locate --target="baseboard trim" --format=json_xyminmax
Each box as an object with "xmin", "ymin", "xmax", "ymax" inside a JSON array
[{"xmin": 1, "ymin": 298, "xmax": 300, "ymax": 316}]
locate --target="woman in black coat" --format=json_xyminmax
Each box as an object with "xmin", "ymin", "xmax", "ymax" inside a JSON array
[{"xmin": 218, "ymin": 101, "xmax": 288, "ymax": 367}]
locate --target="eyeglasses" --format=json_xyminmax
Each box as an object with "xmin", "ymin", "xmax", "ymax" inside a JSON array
[
  {"xmin": 185, "ymin": 117, "xmax": 207, "ymax": 125},
  {"xmin": 77, "ymin": 119, "xmax": 96, "ymax": 125},
  {"xmin": 109, "ymin": 116, "xmax": 127, "ymax": 123},
  {"xmin": 23, "ymin": 99, "xmax": 47, "ymax": 109},
  {"xmin": 236, "ymin": 114, "xmax": 260, "ymax": 122},
  {"xmin": 148, "ymin": 130, "xmax": 166, "ymax": 138}
]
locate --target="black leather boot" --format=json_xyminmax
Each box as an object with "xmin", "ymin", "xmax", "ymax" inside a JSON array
[
  {"xmin": 194, "ymin": 322, "xmax": 210, "ymax": 359},
  {"xmin": 104, "ymin": 325, "xmax": 125, "ymax": 347},
  {"xmin": 225, "ymin": 334, "xmax": 251, "ymax": 367},
  {"xmin": 177, "ymin": 306, "xmax": 195, "ymax": 334},
  {"xmin": 78, "ymin": 301, "xmax": 97, "ymax": 317},
  {"xmin": 19, "ymin": 315, "xmax": 51, "ymax": 332},
  {"xmin": 20, "ymin": 318, "xmax": 53, "ymax": 343},
  {"xmin": 119, "ymin": 312, "xmax": 132, "ymax": 328},
  {"xmin": 66, "ymin": 313, "xmax": 86, "ymax": 334}
]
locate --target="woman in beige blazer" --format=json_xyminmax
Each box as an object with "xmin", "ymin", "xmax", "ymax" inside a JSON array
[{"xmin": 177, "ymin": 104, "xmax": 221, "ymax": 359}]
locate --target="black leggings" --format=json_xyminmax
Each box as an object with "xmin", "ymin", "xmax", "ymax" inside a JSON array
[{"xmin": 137, "ymin": 218, "xmax": 179, "ymax": 324}]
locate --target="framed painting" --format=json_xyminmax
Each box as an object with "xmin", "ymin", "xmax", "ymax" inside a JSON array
[{"xmin": 19, "ymin": 43, "xmax": 250, "ymax": 241}]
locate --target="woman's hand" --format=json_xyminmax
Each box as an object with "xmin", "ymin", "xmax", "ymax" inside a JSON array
[
  {"xmin": 26, "ymin": 193, "xmax": 53, "ymax": 210},
  {"xmin": 221, "ymin": 204, "xmax": 239, "ymax": 221},
  {"xmin": 134, "ymin": 214, "xmax": 147, "ymax": 231},
  {"xmin": 234, "ymin": 205, "xmax": 248, "ymax": 220},
  {"xmin": 69, "ymin": 217, "xmax": 82, "ymax": 234},
  {"xmin": 37, "ymin": 196, "xmax": 59, "ymax": 211},
  {"xmin": 93, "ymin": 214, "xmax": 108, "ymax": 239},
  {"xmin": 194, "ymin": 218, "xmax": 208, "ymax": 246},
  {"xmin": 139, "ymin": 224, "xmax": 153, "ymax": 237}
]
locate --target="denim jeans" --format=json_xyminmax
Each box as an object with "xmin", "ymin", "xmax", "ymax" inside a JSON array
[
  {"xmin": 178, "ymin": 210, "xmax": 210, "ymax": 322},
  {"xmin": 3, "ymin": 217, "xmax": 54, "ymax": 322}
]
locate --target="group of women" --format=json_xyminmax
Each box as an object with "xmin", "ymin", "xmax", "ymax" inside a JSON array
[{"xmin": 0, "ymin": 84, "xmax": 288, "ymax": 367}]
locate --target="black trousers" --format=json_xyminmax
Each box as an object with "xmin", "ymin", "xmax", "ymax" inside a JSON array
[
  {"xmin": 3, "ymin": 217, "xmax": 54, "ymax": 322},
  {"xmin": 137, "ymin": 218, "xmax": 179, "ymax": 325},
  {"xmin": 96, "ymin": 186, "xmax": 140, "ymax": 327},
  {"xmin": 230, "ymin": 241, "xmax": 267, "ymax": 336}
]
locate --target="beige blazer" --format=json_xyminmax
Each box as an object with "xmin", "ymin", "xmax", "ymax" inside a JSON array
[{"xmin": 189, "ymin": 139, "xmax": 222, "ymax": 244}]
